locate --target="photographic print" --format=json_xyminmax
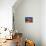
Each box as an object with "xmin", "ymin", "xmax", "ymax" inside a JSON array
[{"xmin": 25, "ymin": 17, "xmax": 33, "ymax": 23}]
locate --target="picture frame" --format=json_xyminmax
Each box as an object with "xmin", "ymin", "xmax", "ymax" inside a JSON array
[{"xmin": 25, "ymin": 17, "xmax": 33, "ymax": 23}]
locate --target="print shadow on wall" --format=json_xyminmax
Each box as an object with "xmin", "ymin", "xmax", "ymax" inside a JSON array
[{"xmin": 25, "ymin": 17, "xmax": 33, "ymax": 23}]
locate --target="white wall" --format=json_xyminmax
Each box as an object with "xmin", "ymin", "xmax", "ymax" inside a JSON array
[
  {"xmin": 41, "ymin": 0, "xmax": 46, "ymax": 46},
  {"xmin": 0, "ymin": 0, "xmax": 16, "ymax": 29},
  {"xmin": 13, "ymin": 0, "xmax": 41, "ymax": 46}
]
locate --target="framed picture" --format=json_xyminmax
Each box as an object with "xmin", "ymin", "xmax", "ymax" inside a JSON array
[{"xmin": 25, "ymin": 17, "xmax": 33, "ymax": 23}]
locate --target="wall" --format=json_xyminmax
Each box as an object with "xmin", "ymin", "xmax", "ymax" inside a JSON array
[
  {"xmin": 13, "ymin": 0, "xmax": 41, "ymax": 46},
  {"xmin": 0, "ymin": 0, "xmax": 16, "ymax": 30},
  {"xmin": 41, "ymin": 0, "xmax": 46, "ymax": 46}
]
